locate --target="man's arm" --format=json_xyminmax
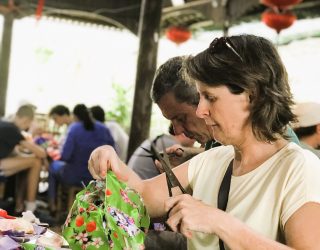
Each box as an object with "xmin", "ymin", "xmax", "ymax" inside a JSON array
[{"xmin": 19, "ymin": 140, "xmax": 46, "ymax": 158}]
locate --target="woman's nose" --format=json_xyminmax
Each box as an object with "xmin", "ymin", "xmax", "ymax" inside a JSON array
[{"xmin": 196, "ymin": 100, "xmax": 209, "ymax": 118}]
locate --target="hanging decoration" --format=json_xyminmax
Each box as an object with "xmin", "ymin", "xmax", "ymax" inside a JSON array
[
  {"xmin": 261, "ymin": 0, "xmax": 302, "ymax": 35},
  {"xmin": 261, "ymin": 0, "xmax": 302, "ymax": 9},
  {"xmin": 165, "ymin": 26, "xmax": 192, "ymax": 45},
  {"xmin": 35, "ymin": 0, "xmax": 45, "ymax": 20},
  {"xmin": 262, "ymin": 9, "xmax": 296, "ymax": 33}
]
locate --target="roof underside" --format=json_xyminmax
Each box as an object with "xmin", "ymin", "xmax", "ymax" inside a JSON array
[{"xmin": 0, "ymin": 0, "xmax": 319, "ymax": 34}]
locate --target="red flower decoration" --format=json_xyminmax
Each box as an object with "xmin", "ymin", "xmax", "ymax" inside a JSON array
[
  {"xmin": 106, "ymin": 189, "xmax": 112, "ymax": 196},
  {"xmin": 0, "ymin": 209, "xmax": 15, "ymax": 219},
  {"xmin": 86, "ymin": 221, "xmax": 97, "ymax": 232},
  {"xmin": 75, "ymin": 215, "xmax": 84, "ymax": 227}
]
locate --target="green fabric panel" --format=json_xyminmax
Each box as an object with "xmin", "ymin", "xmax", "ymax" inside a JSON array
[{"xmin": 62, "ymin": 171, "xmax": 150, "ymax": 249}]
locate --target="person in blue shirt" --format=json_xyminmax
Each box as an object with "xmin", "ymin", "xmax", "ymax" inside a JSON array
[{"xmin": 48, "ymin": 104, "xmax": 115, "ymax": 211}]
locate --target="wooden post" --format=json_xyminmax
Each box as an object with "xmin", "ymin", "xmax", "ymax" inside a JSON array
[
  {"xmin": 0, "ymin": 14, "xmax": 14, "ymax": 117},
  {"xmin": 127, "ymin": 0, "xmax": 163, "ymax": 161}
]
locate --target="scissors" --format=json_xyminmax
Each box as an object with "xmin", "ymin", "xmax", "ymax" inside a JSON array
[
  {"xmin": 142, "ymin": 137, "xmax": 186, "ymax": 225},
  {"xmin": 149, "ymin": 137, "xmax": 186, "ymax": 197}
]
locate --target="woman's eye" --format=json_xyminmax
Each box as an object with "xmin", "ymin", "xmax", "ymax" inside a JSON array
[{"xmin": 205, "ymin": 95, "xmax": 215, "ymax": 102}]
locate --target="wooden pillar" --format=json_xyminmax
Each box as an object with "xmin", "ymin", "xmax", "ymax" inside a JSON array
[
  {"xmin": 0, "ymin": 14, "xmax": 14, "ymax": 117},
  {"xmin": 127, "ymin": 0, "xmax": 163, "ymax": 161}
]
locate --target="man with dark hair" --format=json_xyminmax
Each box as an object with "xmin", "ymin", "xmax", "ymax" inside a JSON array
[
  {"xmin": 49, "ymin": 105, "xmax": 72, "ymax": 127},
  {"xmin": 0, "ymin": 105, "xmax": 46, "ymax": 213},
  {"xmin": 294, "ymin": 102, "xmax": 320, "ymax": 158},
  {"xmin": 151, "ymin": 56, "xmax": 214, "ymax": 166},
  {"xmin": 151, "ymin": 56, "xmax": 210, "ymax": 145}
]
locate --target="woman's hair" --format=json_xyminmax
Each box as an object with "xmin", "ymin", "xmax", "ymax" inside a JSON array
[
  {"xmin": 73, "ymin": 104, "xmax": 94, "ymax": 130},
  {"xmin": 90, "ymin": 105, "xmax": 105, "ymax": 123},
  {"xmin": 184, "ymin": 34, "xmax": 297, "ymax": 142},
  {"xmin": 151, "ymin": 56, "xmax": 199, "ymax": 106}
]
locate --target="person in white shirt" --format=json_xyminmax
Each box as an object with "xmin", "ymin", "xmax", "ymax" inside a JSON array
[
  {"xmin": 90, "ymin": 105, "xmax": 129, "ymax": 161},
  {"xmin": 293, "ymin": 102, "xmax": 320, "ymax": 158}
]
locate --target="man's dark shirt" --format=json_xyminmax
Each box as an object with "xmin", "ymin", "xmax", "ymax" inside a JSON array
[
  {"xmin": 205, "ymin": 140, "xmax": 221, "ymax": 151},
  {"xmin": 0, "ymin": 121, "xmax": 24, "ymax": 159}
]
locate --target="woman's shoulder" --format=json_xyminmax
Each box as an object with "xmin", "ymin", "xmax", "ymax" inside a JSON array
[
  {"xmin": 279, "ymin": 142, "xmax": 320, "ymax": 174},
  {"xmin": 67, "ymin": 122, "xmax": 85, "ymax": 134},
  {"xmin": 68, "ymin": 121, "xmax": 81, "ymax": 128},
  {"xmin": 282, "ymin": 142, "xmax": 319, "ymax": 162}
]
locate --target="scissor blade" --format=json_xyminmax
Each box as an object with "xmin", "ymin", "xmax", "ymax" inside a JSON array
[{"xmin": 160, "ymin": 138, "xmax": 172, "ymax": 169}]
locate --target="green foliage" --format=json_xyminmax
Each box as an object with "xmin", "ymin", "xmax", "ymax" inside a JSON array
[
  {"xmin": 105, "ymin": 83, "xmax": 132, "ymax": 132},
  {"xmin": 35, "ymin": 47, "xmax": 54, "ymax": 64}
]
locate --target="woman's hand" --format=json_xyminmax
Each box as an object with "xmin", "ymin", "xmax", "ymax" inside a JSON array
[
  {"xmin": 165, "ymin": 194, "xmax": 216, "ymax": 239},
  {"xmin": 88, "ymin": 145, "xmax": 128, "ymax": 181}
]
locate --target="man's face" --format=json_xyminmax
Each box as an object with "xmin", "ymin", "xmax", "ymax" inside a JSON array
[
  {"xmin": 16, "ymin": 117, "xmax": 33, "ymax": 131},
  {"xmin": 51, "ymin": 114, "xmax": 67, "ymax": 126},
  {"xmin": 157, "ymin": 92, "xmax": 212, "ymax": 145}
]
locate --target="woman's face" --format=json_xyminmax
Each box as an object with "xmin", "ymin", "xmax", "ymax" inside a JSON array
[{"xmin": 196, "ymin": 82, "xmax": 252, "ymax": 146}]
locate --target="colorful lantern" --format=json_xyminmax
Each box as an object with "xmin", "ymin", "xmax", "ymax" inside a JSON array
[
  {"xmin": 262, "ymin": 9, "xmax": 296, "ymax": 33},
  {"xmin": 165, "ymin": 26, "xmax": 192, "ymax": 45},
  {"xmin": 261, "ymin": 0, "xmax": 302, "ymax": 9}
]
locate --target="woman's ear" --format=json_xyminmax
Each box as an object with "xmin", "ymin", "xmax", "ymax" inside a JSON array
[
  {"xmin": 246, "ymin": 92, "xmax": 253, "ymax": 104},
  {"xmin": 248, "ymin": 90, "xmax": 256, "ymax": 104}
]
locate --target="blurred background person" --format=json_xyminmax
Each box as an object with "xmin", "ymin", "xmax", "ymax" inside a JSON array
[
  {"xmin": 48, "ymin": 104, "xmax": 115, "ymax": 212},
  {"xmin": 294, "ymin": 102, "xmax": 320, "ymax": 158},
  {"xmin": 0, "ymin": 104, "xmax": 46, "ymax": 213},
  {"xmin": 48, "ymin": 104, "xmax": 73, "ymax": 152},
  {"xmin": 49, "ymin": 105, "xmax": 72, "ymax": 127},
  {"xmin": 90, "ymin": 105, "xmax": 129, "ymax": 162}
]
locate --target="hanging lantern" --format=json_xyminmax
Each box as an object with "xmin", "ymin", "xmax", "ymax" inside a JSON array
[
  {"xmin": 165, "ymin": 26, "xmax": 192, "ymax": 45},
  {"xmin": 35, "ymin": 0, "xmax": 45, "ymax": 20},
  {"xmin": 261, "ymin": 0, "xmax": 302, "ymax": 9},
  {"xmin": 262, "ymin": 9, "xmax": 296, "ymax": 33}
]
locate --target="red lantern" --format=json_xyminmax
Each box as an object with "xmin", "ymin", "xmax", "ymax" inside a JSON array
[
  {"xmin": 165, "ymin": 26, "xmax": 191, "ymax": 45},
  {"xmin": 261, "ymin": 0, "xmax": 302, "ymax": 8},
  {"xmin": 262, "ymin": 9, "xmax": 296, "ymax": 33}
]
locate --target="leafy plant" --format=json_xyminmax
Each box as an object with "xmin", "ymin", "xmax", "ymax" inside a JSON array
[{"xmin": 105, "ymin": 83, "xmax": 132, "ymax": 132}]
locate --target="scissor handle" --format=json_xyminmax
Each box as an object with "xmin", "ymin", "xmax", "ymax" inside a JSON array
[{"xmin": 150, "ymin": 141, "xmax": 186, "ymax": 194}]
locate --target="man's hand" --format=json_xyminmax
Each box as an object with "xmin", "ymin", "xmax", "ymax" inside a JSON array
[{"xmin": 155, "ymin": 144, "xmax": 204, "ymax": 173}]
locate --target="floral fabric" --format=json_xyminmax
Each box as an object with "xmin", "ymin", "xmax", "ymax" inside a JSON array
[{"xmin": 62, "ymin": 171, "xmax": 150, "ymax": 250}]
